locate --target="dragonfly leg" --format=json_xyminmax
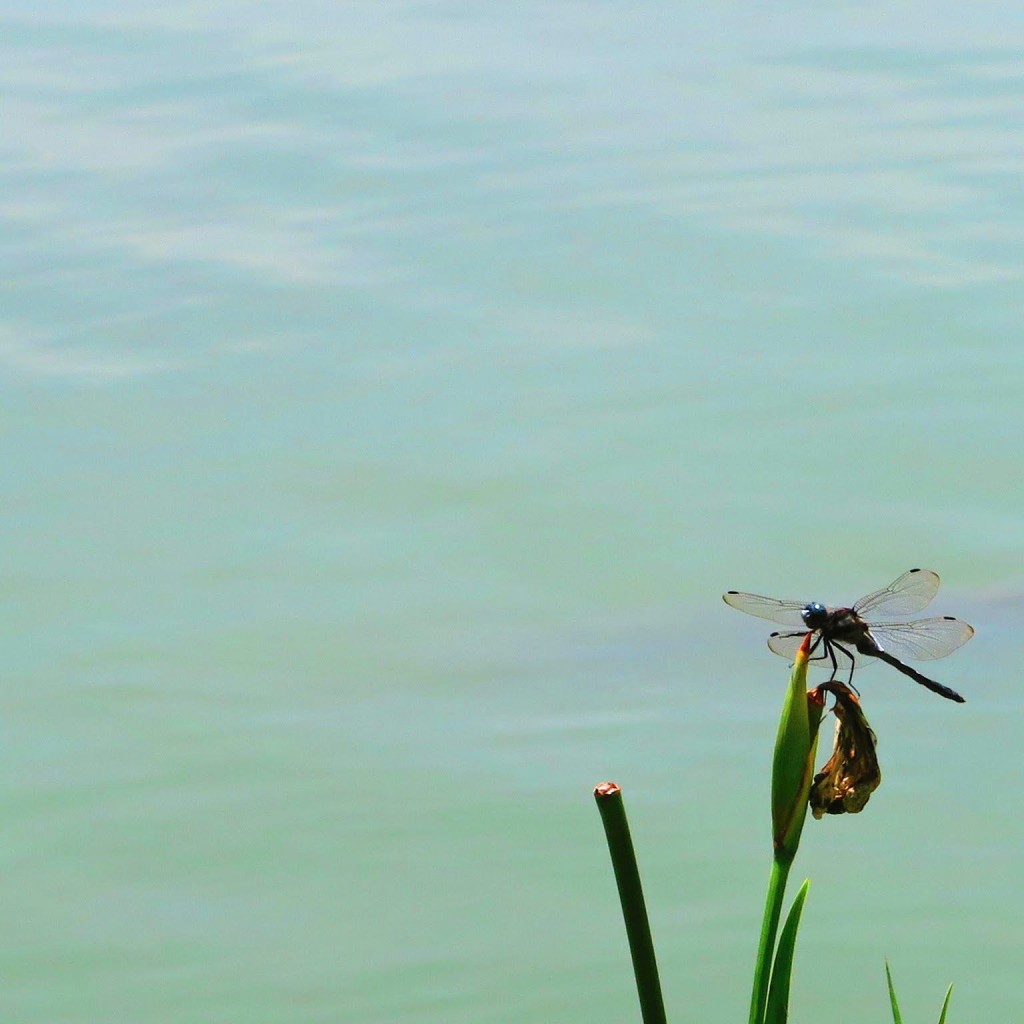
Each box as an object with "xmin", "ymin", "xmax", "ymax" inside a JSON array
[
  {"xmin": 811, "ymin": 637, "xmax": 840, "ymax": 681},
  {"xmin": 830, "ymin": 640, "xmax": 860, "ymax": 695}
]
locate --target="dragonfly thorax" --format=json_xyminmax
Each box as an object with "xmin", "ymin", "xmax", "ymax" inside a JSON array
[{"xmin": 801, "ymin": 601, "xmax": 829, "ymax": 629}]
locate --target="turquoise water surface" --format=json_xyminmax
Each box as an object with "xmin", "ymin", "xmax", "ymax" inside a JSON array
[{"xmin": 3, "ymin": 4, "xmax": 1024, "ymax": 1022}]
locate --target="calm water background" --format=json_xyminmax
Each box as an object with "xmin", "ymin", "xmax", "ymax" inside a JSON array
[{"xmin": 3, "ymin": 3, "xmax": 1024, "ymax": 1022}]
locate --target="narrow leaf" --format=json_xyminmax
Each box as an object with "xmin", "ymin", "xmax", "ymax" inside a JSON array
[
  {"xmin": 936, "ymin": 983, "xmax": 954, "ymax": 1024},
  {"xmin": 885, "ymin": 960, "xmax": 903, "ymax": 1024}
]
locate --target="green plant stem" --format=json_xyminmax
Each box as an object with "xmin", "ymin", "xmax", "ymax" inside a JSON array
[
  {"xmin": 594, "ymin": 783, "xmax": 667, "ymax": 1024},
  {"xmin": 749, "ymin": 851, "xmax": 794, "ymax": 1024},
  {"xmin": 764, "ymin": 879, "xmax": 810, "ymax": 1024}
]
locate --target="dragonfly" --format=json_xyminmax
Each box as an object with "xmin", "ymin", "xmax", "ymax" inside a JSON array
[{"xmin": 722, "ymin": 568, "xmax": 974, "ymax": 703}]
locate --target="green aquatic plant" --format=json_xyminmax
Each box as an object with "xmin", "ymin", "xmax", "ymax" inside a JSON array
[
  {"xmin": 749, "ymin": 634, "xmax": 822, "ymax": 1024},
  {"xmin": 594, "ymin": 633, "xmax": 956, "ymax": 1023},
  {"xmin": 886, "ymin": 960, "xmax": 954, "ymax": 1024},
  {"xmin": 594, "ymin": 781, "xmax": 666, "ymax": 1024}
]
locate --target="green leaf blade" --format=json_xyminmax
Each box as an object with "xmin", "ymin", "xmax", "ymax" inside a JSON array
[{"xmin": 885, "ymin": 960, "xmax": 903, "ymax": 1024}]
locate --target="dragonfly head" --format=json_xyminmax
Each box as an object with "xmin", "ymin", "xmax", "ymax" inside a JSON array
[{"xmin": 801, "ymin": 601, "xmax": 828, "ymax": 629}]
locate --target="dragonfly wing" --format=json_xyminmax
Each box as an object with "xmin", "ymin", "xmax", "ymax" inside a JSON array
[
  {"xmin": 853, "ymin": 569, "xmax": 941, "ymax": 618},
  {"xmin": 722, "ymin": 591, "xmax": 809, "ymax": 627},
  {"xmin": 866, "ymin": 616, "xmax": 975, "ymax": 662},
  {"xmin": 766, "ymin": 631, "xmax": 806, "ymax": 658}
]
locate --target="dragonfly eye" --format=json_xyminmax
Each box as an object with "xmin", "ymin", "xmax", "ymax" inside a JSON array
[{"xmin": 802, "ymin": 601, "xmax": 828, "ymax": 628}]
